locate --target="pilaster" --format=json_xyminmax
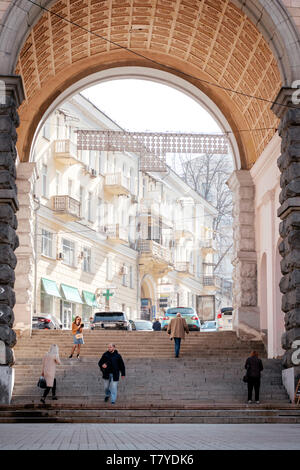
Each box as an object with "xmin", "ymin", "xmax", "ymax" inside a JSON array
[
  {"xmin": 227, "ymin": 170, "xmax": 260, "ymax": 339},
  {"xmin": 272, "ymin": 87, "xmax": 300, "ymax": 369},
  {"xmin": 0, "ymin": 75, "xmax": 24, "ymax": 404},
  {"xmin": 14, "ymin": 162, "xmax": 37, "ymax": 335}
]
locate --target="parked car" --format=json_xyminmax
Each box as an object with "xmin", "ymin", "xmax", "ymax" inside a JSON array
[
  {"xmin": 217, "ymin": 307, "xmax": 233, "ymax": 330},
  {"xmin": 161, "ymin": 307, "xmax": 200, "ymax": 331},
  {"xmin": 91, "ymin": 311, "xmax": 131, "ymax": 330},
  {"xmin": 131, "ymin": 320, "xmax": 153, "ymax": 331},
  {"xmin": 200, "ymin": 320, "xmax": 218, "ymax": 332},
  {"xmin": 32, "ymin": 314, "xmax": 62, "ymax": 330}
]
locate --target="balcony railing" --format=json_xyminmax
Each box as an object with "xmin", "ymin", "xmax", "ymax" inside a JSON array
[
  {"xmin": 138, "ymin": 240, "xmax": 173, "ymax": 265},
  {"xmin": 201, "ymin": 238, "xmax": 217, "ymax": 251},
  {"xmin": 104, "ymin": 173, "xmax": 130, "ymax": 196},
  {"xmin": 203, "ymin": 275, "xmax": 217, "ymax": 287},
  {"xmin": 175, "ymin": 262, "xmax": 194, "ymax": 276},
  {"xmin": 103, "ymin": 223, "xmax": 128, "ymax": 244},
  {"xmin": 53, "ymin": 139, "xmax": 79, "ymax": 165},
  {"xmin": 51, "ymin": 195, "xmax": 81, "ymax": 220}
]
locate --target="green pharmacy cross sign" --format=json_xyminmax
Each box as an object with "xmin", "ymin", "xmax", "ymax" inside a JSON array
[{"xmin": 103, "ymin": 289, "xmax": 114, "ymax": 303}]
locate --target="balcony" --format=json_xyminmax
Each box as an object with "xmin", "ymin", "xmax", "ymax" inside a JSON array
[
  {"xmin": 138, "ymin": 239, "xmax": 173, "ymax": 277},
  {"xmin": 51, "ymin": 195, "xmax": 81, "ymax": 221},
  {"xmin": 53, "ymin": 139, "xmax": 80, "ymax": 166},
  {"xmin": 175, "ymin": 228, "xmax": 194, "ymax": 241},
  {"xmin": 203, "ymin": 275, "xmax": 218, "ymax": 289},
  {"xmin": 201, "ymin": 238, "xmax": 217, "ymax": 254},
  {"xmin": 175, "ymin": 262, "xmax": 194, "ymax": 277},
  {"xmin": 104, "ymin": 173, "xmax": 130, "ymax": 197},
  {"xmin": 103, "ymin": 224, "xmax": 128, "ymax": 244}
]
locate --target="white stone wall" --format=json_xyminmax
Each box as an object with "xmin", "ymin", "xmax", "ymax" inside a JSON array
[{"xmin": 250, "ymin": 133, "xmax": 285, "ymax": 358}]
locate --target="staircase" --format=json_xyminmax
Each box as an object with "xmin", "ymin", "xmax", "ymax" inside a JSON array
[{"xmin": 0, "ymin": 330, "xmax": 297, "ymax": 423}]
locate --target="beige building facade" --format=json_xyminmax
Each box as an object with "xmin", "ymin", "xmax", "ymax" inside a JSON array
[{"xmin": 30, "ymin": 94, "xmax": 217, "ymax": 328}]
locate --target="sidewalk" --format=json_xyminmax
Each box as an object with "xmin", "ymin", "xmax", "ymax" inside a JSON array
[{"xmin": 0, "ymin": 423, "xmax": 300, "ymax": 450}]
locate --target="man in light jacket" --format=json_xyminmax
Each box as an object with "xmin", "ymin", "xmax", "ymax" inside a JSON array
[{"xmin": 167, "ymin": 313, "xmax": 189, "ymax": 358}]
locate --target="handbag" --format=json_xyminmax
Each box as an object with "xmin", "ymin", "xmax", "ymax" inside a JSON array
[
  {"xmin": 37, "ymin": 376, "xmax": 47, "ymax": 389},
  {"xmin": 75, "ymin": 333, "xmax": 83, "ymax": 339},
  {"xmin": 243, "ymin": 374, "xmax": 248, "ymax": 383}
]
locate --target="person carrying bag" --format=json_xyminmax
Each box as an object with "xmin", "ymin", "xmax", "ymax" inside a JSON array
[{"xmin": 69, "ymin": 315, "xmax": 84, "ymax": 360}]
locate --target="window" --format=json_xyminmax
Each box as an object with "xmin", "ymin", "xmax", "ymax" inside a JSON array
[
  {"xmin": 56, "ymin": 115, "xmax": 60, "ymax": 139},
  {"xmin": 82, "ymin": 304, "xmax": 92, "ymax": 323},
  {"xmin": 129, "ymin": 266, "xmax": 134, "ymax": 289},
  {"xmin": 98, "ymin": 151, "xmax": 105, "ymax": 174},
  {"xmin": 97, "ymin": 198, "xmax": 104, "ymax": 229},
  {"xmin": 82, "ymin": 247, "xmax": 91, "ymax": 273},
  {"xmin": 42, "ymin": 164, "xmax": 48, "ymax": 198},
  {"xmin": 62, "ymin": 238, "xmax": 75, "ymax": 266},
  {"xmin": 42, "ymin": 121, "xmax": 51, "ymax": 140},
  {"xmin": 88, "ymin": 192, "xmax": 93, "ymax": 222},
  {"xmin": 122, "ymin": 265, "xmax": 128, "ymax": 287},
  {"xmin": 41, "ymin": 229, "xmax": 53, "ymax": 257},
  {"xmin": 130, "ymin": 168, "xmax": 135, "ymax": 194},
  {"xmin": 106, "ymin": 256, "xmax": 113, "ymax": 281},
  {"xmin": 89, "ymin": 150, "xmax": 97, "ymax": 171},
  {"xmin": 80, "ymin": 186, "xmax": 85, "ymax": 218},
  {"xmin": 55, "ymin": 172, "xmax": 60, "ymax": 195},
  {"xmin": 41, "ymin": 292, "xmax": 53, "ymax": 314},
  {"xmin": 68, "ymin": 179, "xmax": 73, "ymax": 197},
  {"xmin": 197, "ymin": 255, "xmax": 202, "ymax": 278}
]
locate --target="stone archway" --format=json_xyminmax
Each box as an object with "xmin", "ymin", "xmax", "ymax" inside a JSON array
[
  {"xmin": 140, "ymin": 274, "xmax": 157, "ymax": 320},
  {"xmin": 1, "ymin": 0, "xmax": 300, "ymax": 402}
]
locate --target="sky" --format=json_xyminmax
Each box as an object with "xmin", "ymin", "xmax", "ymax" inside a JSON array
[{"xmin": 81, "ymin": 79, "xmax": 221, "ymax": 134}]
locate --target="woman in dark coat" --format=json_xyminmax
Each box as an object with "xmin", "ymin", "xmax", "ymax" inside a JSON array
[{"xmin": 245, "ymin": 350, "xmax": 263, "ymax": 404}]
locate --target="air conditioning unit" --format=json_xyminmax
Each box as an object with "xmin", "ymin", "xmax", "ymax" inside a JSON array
[
  {"xmin": 90, "ymin": 168, "xmax": 97, "ymax": 177},
  {"xmin": 57, "ymin": 252, "xmax": 64, "ymax": 260}
]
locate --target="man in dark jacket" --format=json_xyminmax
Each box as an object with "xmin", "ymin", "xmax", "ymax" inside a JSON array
[
  {"xmin": 245, "ymin": 350, "xmax": 263, "ymax": 404},
  {"xmin": 98, "ymin": 343, "xmax": 125, "ymax": 404},
  {"xmin": 152, "ymin": 318, "xmax": 161, "ymax": 331}
]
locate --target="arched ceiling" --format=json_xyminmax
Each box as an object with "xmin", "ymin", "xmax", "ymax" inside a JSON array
[{"xmin": 14, "ymin": 0, "xmax": 283, "ymax": 168}]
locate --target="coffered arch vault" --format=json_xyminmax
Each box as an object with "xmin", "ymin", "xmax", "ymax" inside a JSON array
[{"xmin": 1, "ymin": 0, "xmax": 300, "ymax": 167}]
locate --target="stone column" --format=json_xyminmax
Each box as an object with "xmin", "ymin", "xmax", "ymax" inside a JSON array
[
  {"xmin": 272, "ymin": 89, "xmax": 300, "ymax": 371},
  {"xmin": 14, "ymin": 162, "xmax": 37, "ymax": 335},
  {"xmin": 227, "ymin": 170, "xmax": 260, "ymax": 340},
  {"xmin": 0, "ymin": 75, "xmax": 24, "ymax": 403}
]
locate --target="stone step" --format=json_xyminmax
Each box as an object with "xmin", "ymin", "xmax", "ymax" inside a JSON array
[{"xmin": 0, "ymin": 405, "xmax": 299, "ymax": 424}]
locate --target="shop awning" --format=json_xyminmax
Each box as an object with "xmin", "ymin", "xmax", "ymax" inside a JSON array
[
  {"xmin": 82, "ymin": 290, "xmax": 99, "ymax": 308},
  {"xmin": 41, "ymin": 278, "xmax": 61, "ymax": 298},
  {"xmin": 61, "ymin": 284, "xmax": 83, "ymax": 304}
]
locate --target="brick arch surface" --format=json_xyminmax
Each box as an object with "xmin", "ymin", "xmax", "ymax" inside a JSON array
[{"xmin": 14, "ymin": 0, "xmax": 282, "ymax": 169}]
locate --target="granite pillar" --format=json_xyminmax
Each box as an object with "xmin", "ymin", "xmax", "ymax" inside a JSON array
[
  {"xmin": 272, "ymin": 88, "xmax": 300, "ymax": 369},
  {"xmin": 0, "ymin": 75, "xmax": 24, "ymax": 403}
]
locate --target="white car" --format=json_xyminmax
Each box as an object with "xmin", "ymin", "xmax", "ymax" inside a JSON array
[
  {"xmin": 200, "ymin": 320, "xmax": 218, "ymax": 332},
  {"xmin": 217, "ymin": 307, "xmax": 233, "ymax": 330}
]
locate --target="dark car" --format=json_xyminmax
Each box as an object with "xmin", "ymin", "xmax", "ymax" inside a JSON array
[
  {"xmin": 32, "ymin": 314, "xmax": 62, "ymax": 330},
  {"xmin": 91, "ymin": 311, "xmax": 131, "ymax": 330}
]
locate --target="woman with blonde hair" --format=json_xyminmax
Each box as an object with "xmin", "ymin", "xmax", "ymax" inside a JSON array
[
  {"xmin": 40, "ymin": 344, "xmax": 61, "ymax": 404},
  {"xmin": 69, "ymin": 315, "xmax": 84, "ymax": 359}
]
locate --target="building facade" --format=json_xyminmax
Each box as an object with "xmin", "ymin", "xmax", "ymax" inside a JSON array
[{"xmin": 32, "ymin": 94, "xmax": 218, "ymax": 328}]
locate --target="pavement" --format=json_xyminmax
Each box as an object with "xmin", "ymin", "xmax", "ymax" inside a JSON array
[{"xmin": 1, "ymin": 423, "xmax": 300, "ymax": 450}]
